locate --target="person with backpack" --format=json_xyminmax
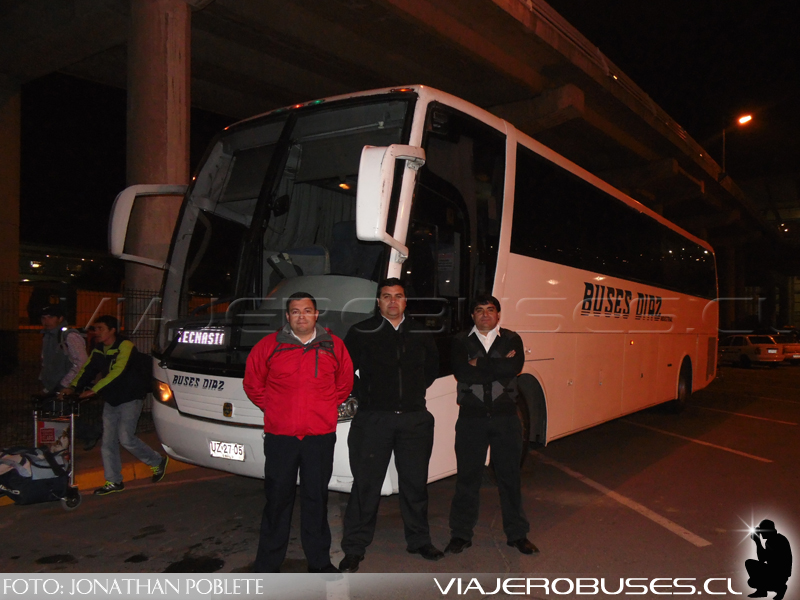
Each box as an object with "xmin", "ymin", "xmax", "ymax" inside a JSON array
[
  {"xmin": 39, "ymin": 304, "xmax": 87, "ymax": 395},
  {"xmin": 65, "ymin": 315, "xmax": 168, "ymax": 495},
  {"xmin": 39, "ymin": 304, "xmax": 104, "ymax": 450}
]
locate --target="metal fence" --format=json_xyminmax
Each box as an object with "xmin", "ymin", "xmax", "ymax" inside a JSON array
[{"xmin": 0, "ymin": 284, "xmax": 160, "ymax": 448}]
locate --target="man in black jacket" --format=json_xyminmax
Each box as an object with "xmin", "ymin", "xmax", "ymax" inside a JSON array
[
  {"xmin": 338, "ymin": 278, "xmax": 442, "ymax": 572},
  {"xmin": 444, "ymin": 294, "xmax": 538, "ymax": 556}
]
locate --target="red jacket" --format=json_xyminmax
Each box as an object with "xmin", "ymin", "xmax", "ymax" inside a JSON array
[{"xmin": 243, "ymin": 324, "xmax": 353, "ymax": 438}]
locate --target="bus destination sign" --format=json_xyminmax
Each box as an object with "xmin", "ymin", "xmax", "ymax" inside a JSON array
[{"xmin": 177, "ymin": 328, "xmax": 226, "ymax": 345}]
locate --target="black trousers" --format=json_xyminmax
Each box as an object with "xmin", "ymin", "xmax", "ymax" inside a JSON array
[
  {"xmin": 746, "ymin": 559, "xmax": 788, "ymax": 592},
  {"xmin": 341, "ymin": 410, "xmax": 435, "ymax": 554},
  {"xmin": 449, "ymin": 413, "xmax": 529, "ymax": 542},
  {"xmin": 254, "ymin": 432, "xmax": 336, "ymax": 573}
]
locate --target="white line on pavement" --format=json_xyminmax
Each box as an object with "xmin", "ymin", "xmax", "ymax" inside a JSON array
[
  {"xmin": 534, "ymin": 452, "xmax": 712, "ymax": 548},
  {"xmin": 699, "ymin": 389, "xmax": 800, "ymax": 405},
  {"xmin": 621, "ymin": 420, "xmax": 773, "ymax": 463},
  {"xmin": 754, "ymin": 396, "xmax": 800, "ymax": 405},
  {"xmin": 694, "ymin": 405, "xmax": 797, "ymax": 425}
]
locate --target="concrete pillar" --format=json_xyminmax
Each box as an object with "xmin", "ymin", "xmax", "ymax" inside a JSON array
[
  {"xmin": 0, "ymin": 77, "xmax": 20, "ymax": 373},
  {"xmin": 762, "ymin": 271, "xmax": 777, "ymax": 329},
  {"xmin": 734, "ymin": 246, "xmax": 747, "ymax": 328},
  {"xmin": 778, "ymin": 276, "xmax": 791, "ymax": 328},
  {"xmin": 0, "ymin": 78, "xmax": 20, "ymax": 284},
  {"xmin": 717, "ymin": 246, "xmax": 736, "ymax": 332},
  {"xmin": 125, "ymin": 0, "xmax": 190, "ymax": 292}
]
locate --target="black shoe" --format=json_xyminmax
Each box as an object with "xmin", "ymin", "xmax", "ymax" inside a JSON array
[
  {"xmin": 507, "ymin": 538, "xmax": 539, "ymax": 555},
  {"xmin": 338, "ymin": 554, "xmax": 364, "ymax": 573},
  {"xmin": 83, "ymin": 437, "xmax": 101, "ymax": 451},
  {"xmin": 747, "ymin": 592, "xmax": 767, "ymax": 598},
  {"xmin": 94, "ymin": 481, "xmax": 124, "ymax": 495},
  {"xmin": 444, "ymin": 537, "xmax": 472, "ymax": 555},
  {"xmin": 151, "ymin": 456, "xmax": 168, "ymax": 483},
  {"xmin": 309, "ymin": 563, "xmax": 340, "ymax": 573},
  {"xmin": 407, "ymin": 543, "xmax": 444, "ymax": 561}
]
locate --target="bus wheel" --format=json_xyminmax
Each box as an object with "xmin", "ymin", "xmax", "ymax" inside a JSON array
[
  {"xmin": 516, "ymin": 397, "xmax": 531, "ymax": 466},
  {"xmin": 670, "ymin": 362, "xmax": 692, "ymax": 413}
]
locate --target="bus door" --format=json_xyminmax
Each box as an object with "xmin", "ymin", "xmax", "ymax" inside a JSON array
[{"xmin": 401, "ymin": 104, "xmax": 506, "ymax": 479}]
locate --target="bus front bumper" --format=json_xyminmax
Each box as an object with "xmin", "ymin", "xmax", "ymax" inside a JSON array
[{"xmin": 152, "ymin": 401, "xmax": 397, "ymax": 494}]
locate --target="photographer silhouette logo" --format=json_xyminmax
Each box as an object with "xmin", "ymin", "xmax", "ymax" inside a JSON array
[{"xmin": 745, "ymin": 520, "xmax": 792, "ymax": 599}]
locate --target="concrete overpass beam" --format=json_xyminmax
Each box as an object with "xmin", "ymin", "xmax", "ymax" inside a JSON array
[
  {"xmin": 677, "ymin": 209, "xmax": 741, "ymax": 233},
  {"xmin": 491, "ymin": 84, "xmax": 584, "ymax": 134},
  {"xmin": 125, "ymin": 0, "xmax": 190, "ymax": 292},
  {"xmin": 717, "ymin": 246, "xmax": 736, "ymax": 331},
  {"xmin": 600, "ymin": 158, "xmax": 705, "ymax": 208}
]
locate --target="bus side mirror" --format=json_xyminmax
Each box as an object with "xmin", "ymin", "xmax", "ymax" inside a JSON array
[
  {"xmin": 356, "ymin": 144, "xmax": 425, "ymax": 261},
  {"xmin": 108, "ymin": 184, "xmax": 188, "ymax": 270}
]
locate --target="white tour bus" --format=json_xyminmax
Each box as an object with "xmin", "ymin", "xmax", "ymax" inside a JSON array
[{"xmin": 110, "ymin": 86, "xmax": 718, "ymax": 495}]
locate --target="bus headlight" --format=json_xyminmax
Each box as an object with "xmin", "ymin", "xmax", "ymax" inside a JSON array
[
  {"xmin": 338, "ymin": 397, "xmax": 358, "ymax": 422},
  {"xmin": 154, "ymin": 380, "xmax": 178, "ymax": 409}
]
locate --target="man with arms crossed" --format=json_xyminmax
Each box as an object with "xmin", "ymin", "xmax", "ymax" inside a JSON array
[
  {"xmin": 444, "ymin": 294, "xmax": 538, "ymax": 556},
  {"xmin": 244, "ymin": 292, "xmax": 353, "ymax": 573},
  {"xmin": 339, "ymin": 278, "xmax": 442, "ymax": 572}
]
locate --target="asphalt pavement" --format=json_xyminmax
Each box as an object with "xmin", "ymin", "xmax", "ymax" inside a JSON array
[{"xmin": 1, "ymin": 363, "xmax": 798, "ymax": 595}]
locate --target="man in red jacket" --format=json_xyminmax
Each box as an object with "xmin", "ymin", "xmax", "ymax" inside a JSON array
[{"xmin": 244, "ymin": 292, "xmax": 353, "ymax": 573}]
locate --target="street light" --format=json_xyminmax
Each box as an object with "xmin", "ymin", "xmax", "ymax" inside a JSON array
[{"xmin": 721, "ymin": 114, "xmax": 753, "ymax": 176}]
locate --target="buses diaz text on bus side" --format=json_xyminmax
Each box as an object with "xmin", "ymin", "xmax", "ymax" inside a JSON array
[
  {"xmin": 581, "ymin": 282, "xmax": 673, "ymax": 322},
  {"xmin": 171, "ymin": 375, "xmax": 226, "ymax": 391}
]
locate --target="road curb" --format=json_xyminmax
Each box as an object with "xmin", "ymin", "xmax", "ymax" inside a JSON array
[{"xmin": 0, "ymin": 456, "xmax": 196, "ymax": 507}]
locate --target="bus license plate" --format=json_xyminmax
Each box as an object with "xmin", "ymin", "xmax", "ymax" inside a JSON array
[{"xmin": 209, "ymin": 440, "xmax": 245, "ymax": 461}]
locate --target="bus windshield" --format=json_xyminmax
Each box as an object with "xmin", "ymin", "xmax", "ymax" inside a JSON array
[{"xmin": 158, "ymin": 96, "xmax": 414, "ymax": 372}]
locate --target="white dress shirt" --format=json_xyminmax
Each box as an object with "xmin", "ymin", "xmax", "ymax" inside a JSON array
[{"xmin": 470, "ymin": 324, "xmax": 500, "ymax": 354}]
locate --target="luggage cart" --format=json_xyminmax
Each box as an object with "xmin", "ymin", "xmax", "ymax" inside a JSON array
[{"xmin": 32, "ymin": 394, "xmax": 82, "ymax": 510}]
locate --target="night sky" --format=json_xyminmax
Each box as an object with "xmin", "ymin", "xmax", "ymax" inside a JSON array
[
  {"xmin": 545, "ymin": 0, "xmax": 800, "ymax": 180},
  {"xmin": 20, "ymin": 74, "xmax": 233, "ymax": 251},
  {"xmin": 19, "ymin": 1, "xmax": 799, "ymax": 251}
]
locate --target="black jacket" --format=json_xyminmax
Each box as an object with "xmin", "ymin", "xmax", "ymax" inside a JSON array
[
  {"xmin": 71, "ymin": 338, "xmax": 148, "ymax": 406},
  {"xmin": 451, "ymin": 328, "xmax": 524, "ymax": 415},
  {"xmin": 344, "ymin": 314, "xmax": 439, "ymax": 412}
]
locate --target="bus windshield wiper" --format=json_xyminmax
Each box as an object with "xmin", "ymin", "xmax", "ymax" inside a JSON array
[{"xmin": 157, "ymin": 335, "xmax": 181, "ymax": 368}]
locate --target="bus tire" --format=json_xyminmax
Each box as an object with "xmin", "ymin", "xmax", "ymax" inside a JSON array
[{"xmin": 670, "ymin": 360, "xmax": 692, "ymax": 413}]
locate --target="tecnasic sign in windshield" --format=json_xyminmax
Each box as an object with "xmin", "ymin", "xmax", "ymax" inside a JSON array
[{"xmin": 177, "ymin": 329, "xmax": 226, "ymax": 345}]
